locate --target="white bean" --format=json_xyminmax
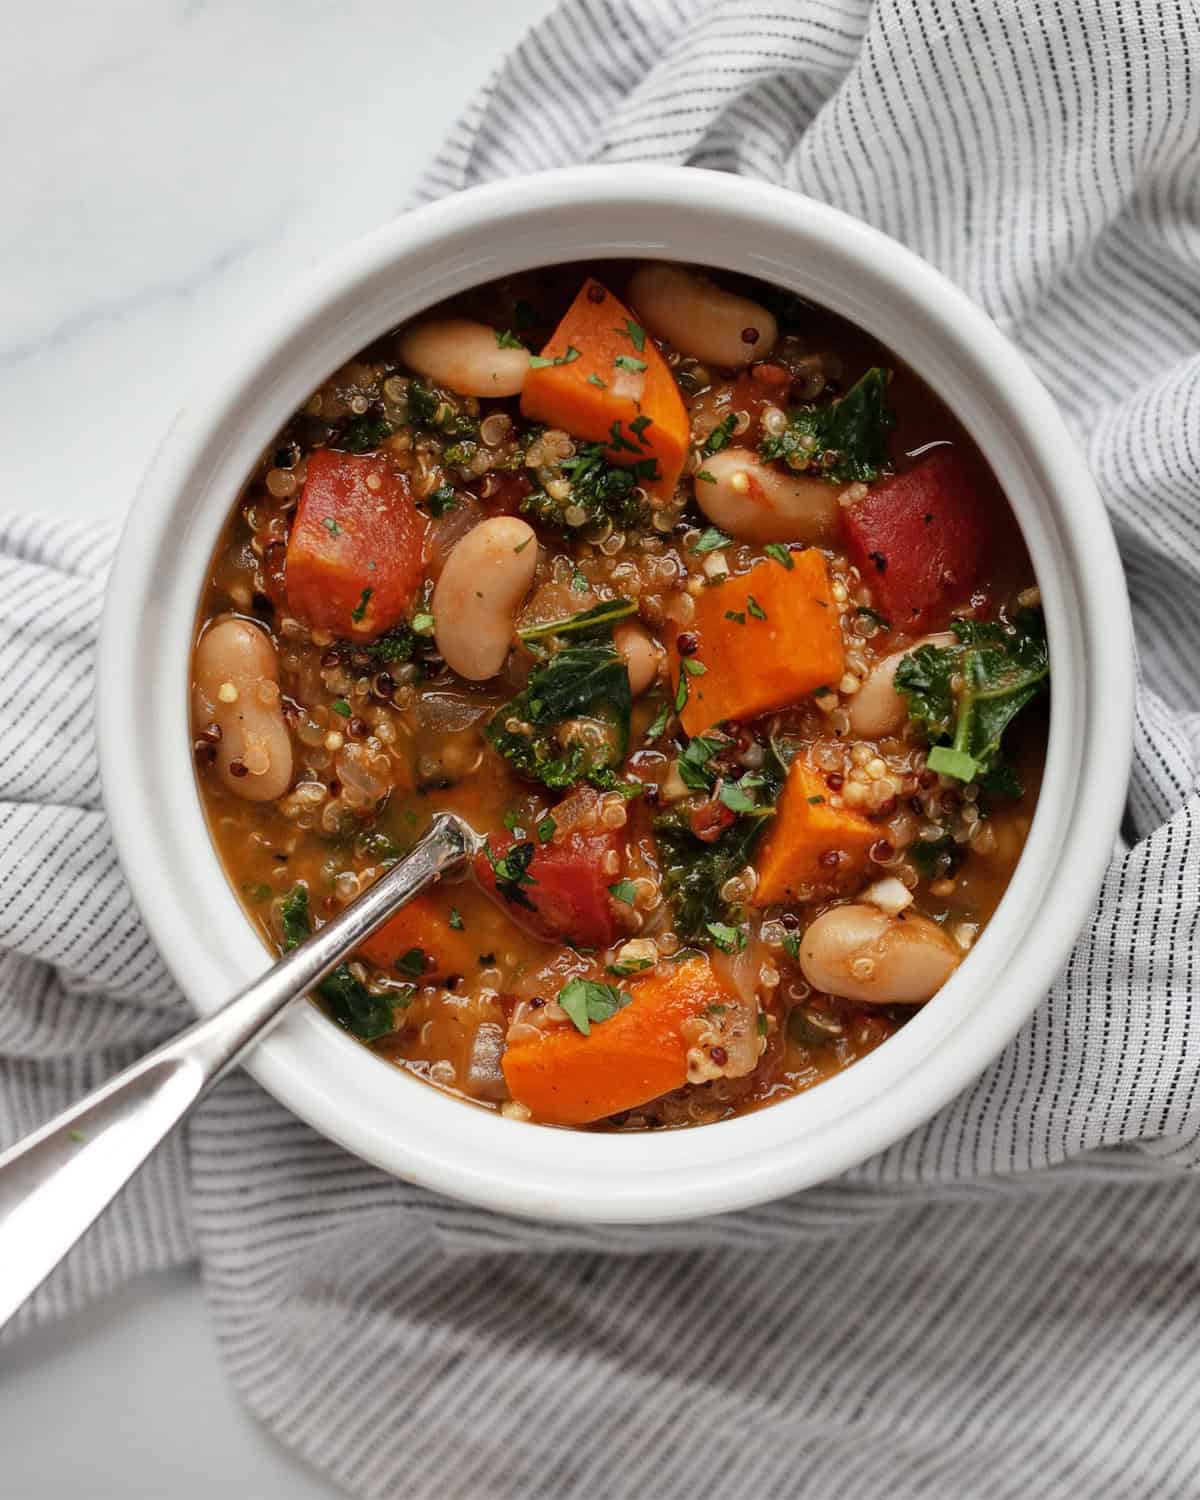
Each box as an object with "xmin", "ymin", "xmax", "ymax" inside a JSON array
[
  {"xmin": 613, "ymin": 620, "xmax": 662, "ymax": 697},
  {"xmin": 628, "ymin": 263, "xmax": 777, "ymax": 368},
  {"xmin": 847, "ymin": 633, "xmax": 957, "ymax": 738},
  {"xmin": 397, "ymin": 318, "xmax": 530, "ymax": 398},
  {"xmin": 695, "ymin": 448, "xmax": 841, "ymax": 543},
  {"xmin": 799, "ymin": 903, "xmax": 961, "ymax": 1005},
  {"xmin": 194, "ymin": 617, "xmax": 292, "ymax": 802},
  {"xmin": 433, "ymin": 516, "xmax": 538, "ymax": 680}
]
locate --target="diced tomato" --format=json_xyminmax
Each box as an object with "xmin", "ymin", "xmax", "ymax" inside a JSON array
[
  {"xmin": 285, "ymin": 450, "xmax": 426, "ymax": 638},
  {"xmin": 475, "ymin": 828, "xmax": 625, "ymax": 948},
  {"xmin": 843, "ymin": 450, "xmax": 986, "ymax": 630}
]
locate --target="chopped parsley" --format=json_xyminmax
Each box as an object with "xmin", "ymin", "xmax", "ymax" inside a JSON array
[
  {"xmin": 330, "ymin": 699, "xmax": 352, "ymax": 718},
  {"xmin": 608, "ymin": 879, "xmax": 637, "ymax": 905},
  {"xmin": 351, "ymin": 588, "xmax": 372, "ymax": 623},
  {"xmin": 618, "ymin": 318, "xmax": 646, "ymax": 352},
  {"xmin": 645, "ymin": 699, "xmax": 670, "ymax": 741},
  {"xmin": 496, "ymin": 329, "xmax": 525, "ymax": 349},
  {"xmin": 423, "ymin": 484, "xmax": 458, "ymax": 518},
  {"xmin": 558, "ymin": 978, "xmax": 634, "ymax": 1036},
  {"xmin": 523, "ymin": 443, "xmax": 653, "ymax": 531},
  {"xmin": 333, "ymin": 411, "xmax": 393, "ymax": 453},
  {"xmin": 692, "ymin": 526, "xmax": 731, "ymax": 554},
  {"xmin": 395, "ymin": 947, "xmax": 427, "ymax": 979},
  {"xmin": 614, "ymin": 354, "xmax": 647, "ymax": 373},
  {"xmin": 747, "ymin": 594, "xmax": 768, "ymax": 621},
  {"xmin": 529, "ymin": 345, "xmax": 582, "ymax": 369},
  {"xmin": 764, "ymin": 544, "xmax": 793, "ymax": 570},
  {"xmin": 703, "ymin": 414, "xmax": 737, "ymax": 456},
  {"xmin": 706, "ymin": 920, "xmax": 747, "ymax": 953}
]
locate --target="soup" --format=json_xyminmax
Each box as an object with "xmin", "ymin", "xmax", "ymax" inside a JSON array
[{"xmin": 191, "ymin": 260, "xmax": 1047, "ymax": 1129}]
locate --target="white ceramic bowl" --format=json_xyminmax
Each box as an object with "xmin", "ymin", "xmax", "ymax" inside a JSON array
[{"xmin": 97, "ymin": 166, "xmax": 1133, "ymax": 1223}]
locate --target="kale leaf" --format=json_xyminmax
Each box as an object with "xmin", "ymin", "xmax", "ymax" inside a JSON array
[
  {"xmin": 279, "ymin": 885, "xmax": 399, "ymax": 1041},
  {"xmin": 333, "ymin": 622, "xmax": 415, "ymax": 665},
  {"xmin": 487, "ymin": 641, "xmax": 634, "ymax": 794},
  {"xmin": 654, "ymin": 812, "xmax": 769, "ymax": 940},
  {"xmin": 405, "ymin": 379, "xmax": 478, "ymax": 439},
  {"xmin": 517, "ymin": 597, "xmax": 636, "ymax": 645},
  {"xmin": 895, "ymin": 609, "xmax": 1049, "ymax": 790},
  {"xmin": 757, "ymin": 367, "xmax": 894, "ymax": 485},
  {"xmin": 331, "ymin": 411, "xmax": 394, "ymax": 454},
  {"xmin": 522, "ymin": 443, "xmax": 655, "ymax": 531},
  {"xmin": 485, "ymin": 840, "xmax": 538, "ymax": 911}
]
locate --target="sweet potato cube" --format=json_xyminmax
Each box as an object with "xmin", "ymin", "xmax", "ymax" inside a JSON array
[
  {"xmin": 501, "ymin": 955, "xmax": 727, "ymax": 1126},
  {"xmin": 519, "ymin": 279, "xmax": 689, "ymax": 501},
  {"xmin": 668, "ymin": 550, "xmax": 845, "ymax": 736},
  {"xmin": 753, "ymin": 761, "xmax": 879, "ymax": 904}
]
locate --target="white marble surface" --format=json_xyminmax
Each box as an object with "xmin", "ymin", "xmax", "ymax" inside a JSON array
[{"xmin": 0, "ymin": 2, "xmax": 554, "ymax": 1494}]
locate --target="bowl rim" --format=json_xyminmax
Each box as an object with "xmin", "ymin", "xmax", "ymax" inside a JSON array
[{"xmin": 96, "ymin": 165, "xmax": 1133, "ymax": 1223}]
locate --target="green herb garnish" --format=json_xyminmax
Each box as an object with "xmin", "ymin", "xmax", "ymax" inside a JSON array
[
  {"xmin": 894, "ymin": 609, "xmax": 1048, "ymax": 790},
  {"xmin": 692, "ymin": 526, "xmax": 731, "ymax": 554},
  {"xmin": 757, "ymin": 367, "xmax": 894, "ymax": 484},
  {"xmin": 395, "ymin": 947, "xmax": 427, "ymax": 979},
  {"xmin": 529, "ymin": 345, "xmax": 581, "ymax": 369},
  {"xmin": 558, "ymin": 978, "xmax": 634, "ymax": 1036},
  {"xmin": 703, "ymin": 415, "xmax": 737, "ymax": 456},
  {"xmin": 485, "ymin": 840, "xmax": 538, "ymax": 911},
  {"xmin": 424, "ymin": 485, "xmax": 458, "ymax": 518},
  {"xmin": 280, "ymin": 886, "xmax": 398, "ymax": 1041},
  {"xmin": 486, "ymin": 642, "xmax": 634, "ymax": 794},
  {"xmin": 517, "ymin": 597, "xmax": 636, "ymax": 643},
  {"xmin": 619, "ymin": 319, "xmax": 646, "ymax": 352}
]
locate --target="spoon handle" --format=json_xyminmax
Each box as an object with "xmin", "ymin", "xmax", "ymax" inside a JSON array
[{"xmin": 0, "ymin": 811, "xmax": 481, "ymax": 1330}]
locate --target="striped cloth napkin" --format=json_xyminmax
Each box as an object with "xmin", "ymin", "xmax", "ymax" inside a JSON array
[{"xmin": 4, "ymin": 2, "xmax": 1200, "ymax": 1495}]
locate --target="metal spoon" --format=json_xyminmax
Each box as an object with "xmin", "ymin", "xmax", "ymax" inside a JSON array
[{"xmin": 0, "ymin": 811, "xmax": 482, "ymax": 1330}]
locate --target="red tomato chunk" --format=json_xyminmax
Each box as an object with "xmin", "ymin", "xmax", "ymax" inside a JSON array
[
  {"xmin": 476, "ymin": 828, "xmax": 625, "ymax": 949},
  {"xmin": 285, "ymin": 450, "xmax": 426, "ymax": 638},
  {"xmin": 844, "ymin": 449, "xmax": 986, "ymax": 629}
]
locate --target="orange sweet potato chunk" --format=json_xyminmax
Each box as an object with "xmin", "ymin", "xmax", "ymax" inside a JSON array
[
  {"xmin": 668, "ymin": 549, "xmax": 845, "ymax": 736},
  {"xmin": 753, "ymin": 761, "xmax": 879, "ymax": 905},
  {"xmin": 519, "ymin": 278, "xmax": 689, "ymax": 501},
  {"xmin": 358, "ymin": 894, "xmax": 479, "ymax": 981},
  {"xmin": 501, "ymin": 955, "xmax": 727, "ymax": 1126}
]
